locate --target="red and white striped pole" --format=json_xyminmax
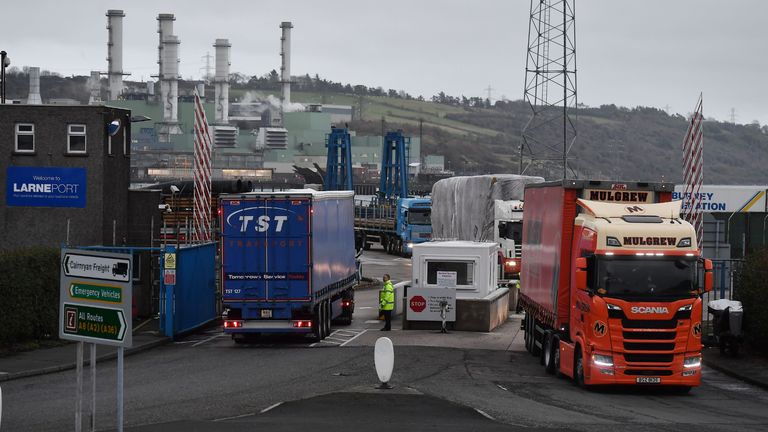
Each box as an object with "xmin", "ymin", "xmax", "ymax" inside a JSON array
[
  {"xmin": 681, "ymin": 94, "xmax": 704, "ymax": 251},
  {"xmin": 193, "ymin": 89, "xmax": 213, "ymax": 243}
]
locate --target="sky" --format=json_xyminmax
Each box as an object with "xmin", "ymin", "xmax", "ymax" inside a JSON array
[{"xmin": 3, "ymin": 0, "xmax": 766, "ymax": 124}]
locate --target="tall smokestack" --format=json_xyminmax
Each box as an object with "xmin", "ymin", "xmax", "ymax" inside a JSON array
[
  {"xmin": 88, "ymin": 71, "xmax": 102, "ymax": 105},
  {"xmin": 106, "ymin": 10, "xmax": 126, "ymax": 101},
  {"xmin": 160, "ymin": 35, "xmax": 180, "ymax": 123},
  {"xmin": 157, "ymin": 14, "xmax": 175, "ymax": 79},
  {"xmin": 27, "ymin": 67, "xmax": 42, "ymax": 104},
  {"xmin": 213, "ymin": 38, "xmax": 231, "ymax": 124},
  {"xmin": 280, "ymin": 22, "xmax": 293, "ymax": 109}
]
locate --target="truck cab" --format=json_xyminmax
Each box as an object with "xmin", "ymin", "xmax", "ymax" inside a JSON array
[
  {"xmin": 494, "ymin": 199, "xmax": 524, "ymax": 279},
  {"xmin": 562, "ymin": 199, "xmax": 712, "ymax": 388},
  {"xmin": 398, "ymin": 197, "xmax": 432, "ymax": 255}
]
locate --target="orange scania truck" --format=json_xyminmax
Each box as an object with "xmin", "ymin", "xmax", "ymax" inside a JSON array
[{"xmin": 520, "ymin": 180, "xmax": 712, "ymax": 391}]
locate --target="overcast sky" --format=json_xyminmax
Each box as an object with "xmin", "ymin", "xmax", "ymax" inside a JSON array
[{"xmin": 3, "ymin": 0, "xmax": 765, "ymax": 124}]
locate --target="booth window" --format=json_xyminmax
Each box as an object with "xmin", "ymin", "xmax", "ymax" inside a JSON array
[
  {"xmin": 15, "ymin": 123, "xmax": 35, "ymax": 152},
  {"xmin": 68, "ymin": 124, "xmax": 87, "ymax": 153},
  {"xmin": 426, "ymin": 261, "xmax": 474, "ymax": 286}
]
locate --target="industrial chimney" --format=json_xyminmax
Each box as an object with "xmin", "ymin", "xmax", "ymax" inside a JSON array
[
  {"xmin": 88, "ymin": 71, "xmax": 102, "ymax": 105},
  {"xmin": 106, "ymin": 10, "xmax": 127, "ymax": 101},
  {"xmin": 156, "ymin": 13, "xmax": 182, "ymax": 140},
  {"xmin": 213, "ymin": 38, "xmax": 231, "ymax": 124},
  {"xmin": 160, "ymin": 35, "xmax": 181, "ymax": 124},
  {"xmin": 27, "ymin": 67, "xmax": 42, "ymax": 104},
  {"xmin": 280, "ymin": 22, "xmax": 293, "ymax": 110},
  {"xmin": 157, "ymin": 14, "xmax": 175, "ymax": 79}
]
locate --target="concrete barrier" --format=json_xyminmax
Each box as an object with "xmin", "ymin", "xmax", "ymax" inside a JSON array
[
  {"xmin": 455, "ymin": 288, "xmax": 510, "ymax": 332},
  {"xmin": 403, "ymin": 288, "xmax": 510, "ymax": 332}
]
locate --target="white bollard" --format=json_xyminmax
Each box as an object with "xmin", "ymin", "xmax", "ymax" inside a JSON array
[{"xmin": 374, "ymin": 337, "xmax": 394, "ymax": 389}]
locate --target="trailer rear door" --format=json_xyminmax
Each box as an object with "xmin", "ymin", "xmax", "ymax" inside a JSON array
[{"xmin": 220, "ymin": 197, "xmax": 312, "ymax": 303}]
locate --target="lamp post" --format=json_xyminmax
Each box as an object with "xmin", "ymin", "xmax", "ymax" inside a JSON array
[{"xmin": 1, "ymin": 51, "xmax": 10, "ymax": 104}]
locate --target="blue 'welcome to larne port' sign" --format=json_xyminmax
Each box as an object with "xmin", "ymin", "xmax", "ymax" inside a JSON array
[{"xmin": 6, "ymin": 167, "xmax": 87, "ymax": 208}]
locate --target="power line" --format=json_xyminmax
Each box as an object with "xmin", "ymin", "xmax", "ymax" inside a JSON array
[{"xmin": 200, "ymin": 52, "xmax": 213, "ymax": 83}]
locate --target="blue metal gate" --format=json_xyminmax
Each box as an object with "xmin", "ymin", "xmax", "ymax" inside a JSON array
[{"xmin": 160, "ymin": 243, "xmax": 217, "ymax": 339}]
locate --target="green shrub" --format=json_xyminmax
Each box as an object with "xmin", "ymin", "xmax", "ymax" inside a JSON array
[
  {"xmin": 0, "ymin": 247, "xmax": 60, "ymax": 347},
  {"xmin": 735, "ymin": 248, "xmax": 768, "ymax": 353}
]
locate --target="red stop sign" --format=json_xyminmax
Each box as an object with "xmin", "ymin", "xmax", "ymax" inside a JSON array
[{"xmin": 410, "ymin": 295, "xmax": 426, "ymax": 313}]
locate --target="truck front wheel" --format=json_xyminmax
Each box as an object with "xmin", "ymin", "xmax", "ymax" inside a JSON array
[{"xmin": 575, "ymin": 349, "xmax": 587, "ymax": 388}]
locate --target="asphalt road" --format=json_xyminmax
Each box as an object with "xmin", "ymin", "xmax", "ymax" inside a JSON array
[{"xmin": 3, "ymin": 250, "xmax": 768, "ymax": 431}]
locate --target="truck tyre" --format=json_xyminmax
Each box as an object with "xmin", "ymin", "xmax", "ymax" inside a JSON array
[
  {"xmin": 526, "ymin": 315, "xmax": 535, "ymax": 355},
  {"xmin": 575, "ymin": 349, "xmax": 587, "ymax": 388},
  {"xmin": 545, "ymin": 334, "xmax": 560, "ymax": 375},
  {"xmin": 531, "ymin": 319, "xmax": 542, "ymax": 357},
  {"xmin": 324, "ymin": 300, "xmax": 332, "ymax": 337},
  {"xmin": 541, "ymin": 331, "xmax": 552, "ymax": 366},
  {"xmin": 311, "ymin": 305, "xmax": 323, "ymax": 342}
]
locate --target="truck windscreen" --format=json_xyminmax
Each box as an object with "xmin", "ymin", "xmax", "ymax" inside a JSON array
[
  {"xmin": 408, "ymin": 209, "xmax": 431, "ymax": 225},
  {"xmin": 597, "ymin": 257, "xmax": 695, "ymax": 299}
]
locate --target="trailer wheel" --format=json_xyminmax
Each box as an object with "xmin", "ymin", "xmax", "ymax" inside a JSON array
[
  {"xmin": 310, "ymin": 305, "xmax": 323, "ymax": 342},
  {"xmin": 523, "ymin": 314, "xmax": 531, "ymax": 353},
  {"xmin": 525, "ymin": 314, "xmax": 536, "ymax": 355},
  {"xmin": 324, "ymin": 300, "xmax": 332, "ymax": 337},
  {"xmin": 530, "ymin": 318, "xmax": 542, "ymax": 357},
  {"xmin": 541, "ymin": 331, "xmax": 552, "ymax": 366}
]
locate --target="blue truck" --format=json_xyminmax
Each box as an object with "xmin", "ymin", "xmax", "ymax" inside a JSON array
[
  {"xmin": 219, "ymin": 190, "xmax": 358, "ymax": 343},
  {"xmin": 354, "ymin": 196, "xmax": 432, "ymax": 256}
]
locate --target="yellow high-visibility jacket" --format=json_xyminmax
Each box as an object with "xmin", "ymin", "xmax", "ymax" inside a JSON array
[{"xmin": 379, "ymin": 281, "xmax": 395, "ymax": 311}]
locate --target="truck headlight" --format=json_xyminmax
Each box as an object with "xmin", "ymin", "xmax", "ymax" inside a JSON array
[
  {"xmin": 407, "ymin": 242, "xmax": 414, "ymax": 249},
  {"xmin": 592, "ymin": 354, "xmax": 614, "ymax": 367},
  {"xmin": 684, "ymin": 356, "xmax": 701, "ymax": 368}
]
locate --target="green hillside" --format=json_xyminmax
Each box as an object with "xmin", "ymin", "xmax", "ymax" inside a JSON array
[{"xmin": 5, "ymin": 71, "xmax": 767, "ymax": 184}]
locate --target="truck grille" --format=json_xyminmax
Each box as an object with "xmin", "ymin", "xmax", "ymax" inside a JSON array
[
  {"xmin": 623, "ymin": 331, "xmax": 676, "ymax": 340},
  {"xmin": 624, "ymin": 370, "xmax": 674, "ymax": 376},
  {"xmin": 624, "ymin": 353, "xmax": 674, "ymax": 363},
  {"xmin": 624, "ymin": 342, "xmax": 675, "ymax": 351},
  {"xmin": 622, "ymin": 319, "xmax": 677, "ymax": 329}
]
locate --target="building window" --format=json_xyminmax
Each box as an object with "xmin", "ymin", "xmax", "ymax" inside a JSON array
[
  {"xmin": 15, "ymin": 123, "xmax": 35, "ymax": 152},
  {"xmin": 426, "ymin": 261, "xmax": 475, "ymax": 287},
  {"xmin": 68, "ymin": 124, "xmax": 87, "ymax": 153}
]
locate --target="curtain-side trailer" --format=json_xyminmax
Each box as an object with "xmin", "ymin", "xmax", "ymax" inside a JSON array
[{"xmin": 219, "ymin": 190, "xmax": 357, "ymax": 343}]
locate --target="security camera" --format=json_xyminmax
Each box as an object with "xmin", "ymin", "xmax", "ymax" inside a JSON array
[
  {"xmin": 170, "ymin": 185, "xmax": 180, "ymax": 193},
  {"xmin": 158, "ymin": 204, "xmax": 172, "ymax": 213}
]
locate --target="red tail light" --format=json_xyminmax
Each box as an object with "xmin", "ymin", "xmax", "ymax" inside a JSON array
[
  {"xmin": 342, "ymin": 301, "xmax": 352, "ymax": 307},
  {"xmin": 292, "ymin": 320, "xmax": 312, "ymax": 328},
  {"xmin": 224, "ymin": 320, "xmax": 243, "ymax": 328}
]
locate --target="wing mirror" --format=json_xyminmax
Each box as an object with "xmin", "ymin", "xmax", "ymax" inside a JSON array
[
  {"xmin": 575, "ymin": 257, "xmax": 588, "ymax": 291},
  {"xmin": 702, "ymin": 258, "xmax": 713, "ymax": 293}
]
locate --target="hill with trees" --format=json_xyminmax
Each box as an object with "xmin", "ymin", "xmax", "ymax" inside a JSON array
[{"xmin": 4, "ymin": 68, "xmax": 767, "ymax": 184}]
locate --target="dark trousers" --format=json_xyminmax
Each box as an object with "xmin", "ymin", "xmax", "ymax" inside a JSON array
[{"xmin": 382, "ymin": 309, "xmax": 392, "ymax": 330}]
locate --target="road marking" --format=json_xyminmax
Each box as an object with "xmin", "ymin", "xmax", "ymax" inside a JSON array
[
  {"xmin": 192, "ymin": 334, "xmax": 224, "ymax": 347},
  {"xmin": 496, "ymin": 384, "xmax": 508, "ymax": 391},
  {"xmin": 173, "ymin": 340, "xmax": 199, "ymax": 345},
  {"xmin": 340, "ymin": 329, "xmax": 368, "ymax": 347},
  {"xmin": 359, "ymin": 306, "xmax": 374, "ymax": 310},
  {"xmin": 260, "ymin": 402, "xmax": 283, "ymax": 414},
  {"xmin": 365, "ymin": 320, "xmax": 381, "ymax": 324},
  {"xmin": 323, "ymin": 337, "xmax": 348, "ymax": 343},
  {"xmin": 474, "ymin": 408, "xmax": 495, "ymax": 421},
  {"xmin": 212, "ymin": 412, "xmax": 257, "ymax": 422}
]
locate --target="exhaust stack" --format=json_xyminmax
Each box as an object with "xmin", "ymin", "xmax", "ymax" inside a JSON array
[
  {"xmin": 27, "ymin": 67, "xmax": 42, "ymax": 104},
  {"xmin": 106, "ymin": 10, "xmax": 127, "ymax": 101},
  {"xmin": 88, "ymin": 71, "xmax": 102, "ymax": 105},
  {"xmin": 213, "ymin": 38, "xmax": 231, "ymax": 124},
  {"xmin": 156, "ymin": 13, "xmax": 182, "ymax": 139},
  {"xmin": 280, "ymin": 22, "xmax": 293, "ymax": 111}
]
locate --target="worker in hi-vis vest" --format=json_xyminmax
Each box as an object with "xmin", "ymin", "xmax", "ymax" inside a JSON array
[{"xmin": 379, "ymin": 274, "xmax": 395, "ymax": 331}]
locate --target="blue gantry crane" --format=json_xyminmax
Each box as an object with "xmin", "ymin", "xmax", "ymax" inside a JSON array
[{"xmin": 324, "ymin": 126, "xmax": 354, "ymax": 191}]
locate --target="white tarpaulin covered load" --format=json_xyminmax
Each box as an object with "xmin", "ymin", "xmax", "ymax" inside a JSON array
[{"xmin": 431, "ymin": 174, "xmax": 544, "ymax": 242}]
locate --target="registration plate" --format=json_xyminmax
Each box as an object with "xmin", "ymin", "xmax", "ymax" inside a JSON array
[
  {"xmin": 636, "ymin": 377, "xmax": 661, "ymax": 384},
  {"xmin": 260, "ymin": 309, "xmax": 272, "ymax": 319}
]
